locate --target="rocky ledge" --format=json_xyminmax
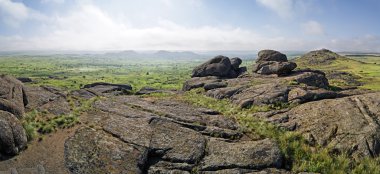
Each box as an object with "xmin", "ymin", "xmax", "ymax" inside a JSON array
[
  {"xmin": 65, "ymin": 95, "xmax": 285, "ymax": 173},
  {"xmin": 183, "ymin": 49, "xmax": 380, "ymax": 160}
]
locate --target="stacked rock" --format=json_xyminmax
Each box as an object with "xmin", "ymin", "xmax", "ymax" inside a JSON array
[
  {"xmin": 253, "ymin": 50, "xmax": 297, "ymax": 76},
  {"xmin": 192, "ymin": 55, "xmax": 247, "ymax": 78}
]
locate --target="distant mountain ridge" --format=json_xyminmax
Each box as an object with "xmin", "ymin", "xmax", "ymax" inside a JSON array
[{"xmin": 103, "ymin": 50, "xmax": 206, "ymax": 60}]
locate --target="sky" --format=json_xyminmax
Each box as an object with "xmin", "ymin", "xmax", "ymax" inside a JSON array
[{"xmin": 0, "ymin": 0, "xmax": 379, "ymax": 52}]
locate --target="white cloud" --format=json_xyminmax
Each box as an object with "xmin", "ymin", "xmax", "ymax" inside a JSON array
[
  {"xmin": 41, "ymin": 0, "xmax": 65, "ymax": 4},
  {"xmin": 0, "ymin": 0, "xmax": 47, "ymax": 27},
  {"xmin": 0, "ymin": 1, "xmax": 379, "ymax": 52},
  {"xmin": 0, "ymin": 0, "xmax": 29, "ymax": 27},
  {"xmin": 301, "ymin": 20, "xmax": 325, "ymax": 35},
  {"xmin": 256, "ymin": 0, "xmax": 294, "ymax": 19}
]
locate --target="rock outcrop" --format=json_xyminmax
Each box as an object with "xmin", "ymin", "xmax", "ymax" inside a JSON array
[
  {"xmin": 295, "ymin": 49, "xmax": 340, "ymax": 66},
  {"xmin": 0, "ymin": 75, "xmax": 30, "ymax": 157},
  {"xmin": 64, "ymin": 96, "xmax": 284, "ymax": 173},
  {"xmin": 182, "ymin": 49, "xmax": 380, "ymax": 160},
  {"xmin": 0, "ymin": 75, "xmax": 28, "ymax": 118},
  {"xmin": 256, "ymin": 92, "xmax": 380, "ymax": 159},
  {"xmin": 192, "ymin": 55, "xmax": 246, "ymax": 78},
  {"xmin": 253, "ymin": 50, "xmax": 297, "ymax": 76},
  {"xmin": 183, "ymin": 50, "xmax": 339, "ymax": 109}
]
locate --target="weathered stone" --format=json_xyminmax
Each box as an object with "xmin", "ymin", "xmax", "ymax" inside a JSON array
[
  {"xmin": 253, "ymin": 61, "xmax": 297, "ymax": 75},
  {"xmin": 285, "ymin": 70, "xmax": 329, "ymax": 88},
  {"xmin": 0, "ymin": 75, "xmax": 28, "ymax": 118},
  {"xmin": 136, "ymin": 86, "xmax": 177, "ymax": 95},
  {"xmin": 83, "ymin": 82, "xmax": 132, "ymax": 95},
  {"xmin": 65, "ymin": 95, "xmax": 263, "ymax": 172},
  {"xmin": 231, "ymin": 57, "xmax": 242, "ymax": 70},
  {"xmin": 231, "ymin": 83, "xmax": 290, "ymax": 108},
  {"xmin": 25, "ymin": 86, "xmax": 70, "ymax": 116},
  {"xmin": 206, "ymin": 86, "xmax": 245, "ymax": 99},
  {"xmin": 150, "ymin": 118, "xmax": 206, "ymax": 163},
  {"xmin": 288, "ymin": 87, "xmax": 337, "ymax": 103},
  {"xmin": 64, "ymin": 127, "xmax": 148, "ymax": 174},
  {"xmin": 0, "ymin": 110, "xmax": 27, "ymax": 156},
  {"xmin": 267, "ymin": 92, "xmax": 380, "ymax": 159},
  {"xmin": 204, "ymin": 82, "xmax": 228, "ymax": 91},
  {"xmin": 201, "ymin": 138, "xmax": 282, "ymax": 170},
  {"xmin": 182, "ymin": 76, "xmax": 220, "ymax": 91},
  {"xmin": 257, "ymin": 50, "xmax": 288, "ymax": 62},
  {"xmin": 191, "ymin": 56, "xmax": 245, "ymax": 78},
  {"xmin": 192, "ymin": 56, "xmax": 232, "ymax": 78},
  {"xmin": 103, "ymin": 115, "xmax": 153, "ymax": 147}
]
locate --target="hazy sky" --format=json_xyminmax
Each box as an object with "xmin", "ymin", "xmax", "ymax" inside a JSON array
[{"xmin": 0, "ymin": 0, "xmax": 379, "ymax": 52}]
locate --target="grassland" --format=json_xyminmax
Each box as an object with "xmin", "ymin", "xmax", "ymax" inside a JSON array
[{"xmin": 0, "ymin": 55, "xmax": 198, "ymax": 91}]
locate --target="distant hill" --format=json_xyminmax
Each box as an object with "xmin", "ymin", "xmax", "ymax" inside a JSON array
[
  {"xmin": 293, "ymin": 49, "xmax": 380, "ymax": 89},
  {"xmin": 293, "ymin": 49, "xmax": 364, "ymax": 66},
  {"xmin": 103, "ymin": 50, "xmax": 205, "ymax": 60}
]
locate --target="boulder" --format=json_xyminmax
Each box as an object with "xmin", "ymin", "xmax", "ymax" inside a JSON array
[
  {"xmin": 253, "ymin": 61, "xmax": 297, "ymax": 75},
  {"xmin": 191, "ymin": 56, "xmax": 246, "ymax": 78},
  {"xmin": 230, "ymin": 57, "xmax": 242, "ymax": 70},
  {"xmin": 257, "ymin": 50, "xmax": 288, "ymax": 62},
  {"xmin": 192, "ymin": 55, "xmax": 232, "ymax": 78},
  {"xmin": 0, "ymin": 110, "xmax": 27, "ymax": 156},
  {"xmin": 253, "ymin": 50, "xmax": 297, "ymax": 76},
  {"xmin": 0, "ymin": 75, "xmax": 28, "ymax": 118}
]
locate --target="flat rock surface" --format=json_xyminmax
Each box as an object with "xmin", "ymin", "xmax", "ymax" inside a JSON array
[{"xmin": 65, "ymin": 95, "xmax": 284, "ymax": 173}]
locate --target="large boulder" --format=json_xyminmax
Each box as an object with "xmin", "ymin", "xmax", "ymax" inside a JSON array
[
  {"xmin": 253, "ymin": 61, "xmax": 297, "ymax": 75},
  {"xmin": 0, "ymin": 75, "xmax": 28, "ymax": 118},
  {"xmin": 253, "ymin": 50, "xmax": 296, "ymax": 76},
  {"xmin": 0, "ymin": 110, "xmax": 27, "ymax": 156},
  {"xmin": 257, "ymin": 50, "xmax": 288, "ymax": 62},
  {"xmin": 191, "ymin": 56, "xmax": 246, "ymax": 78}
]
